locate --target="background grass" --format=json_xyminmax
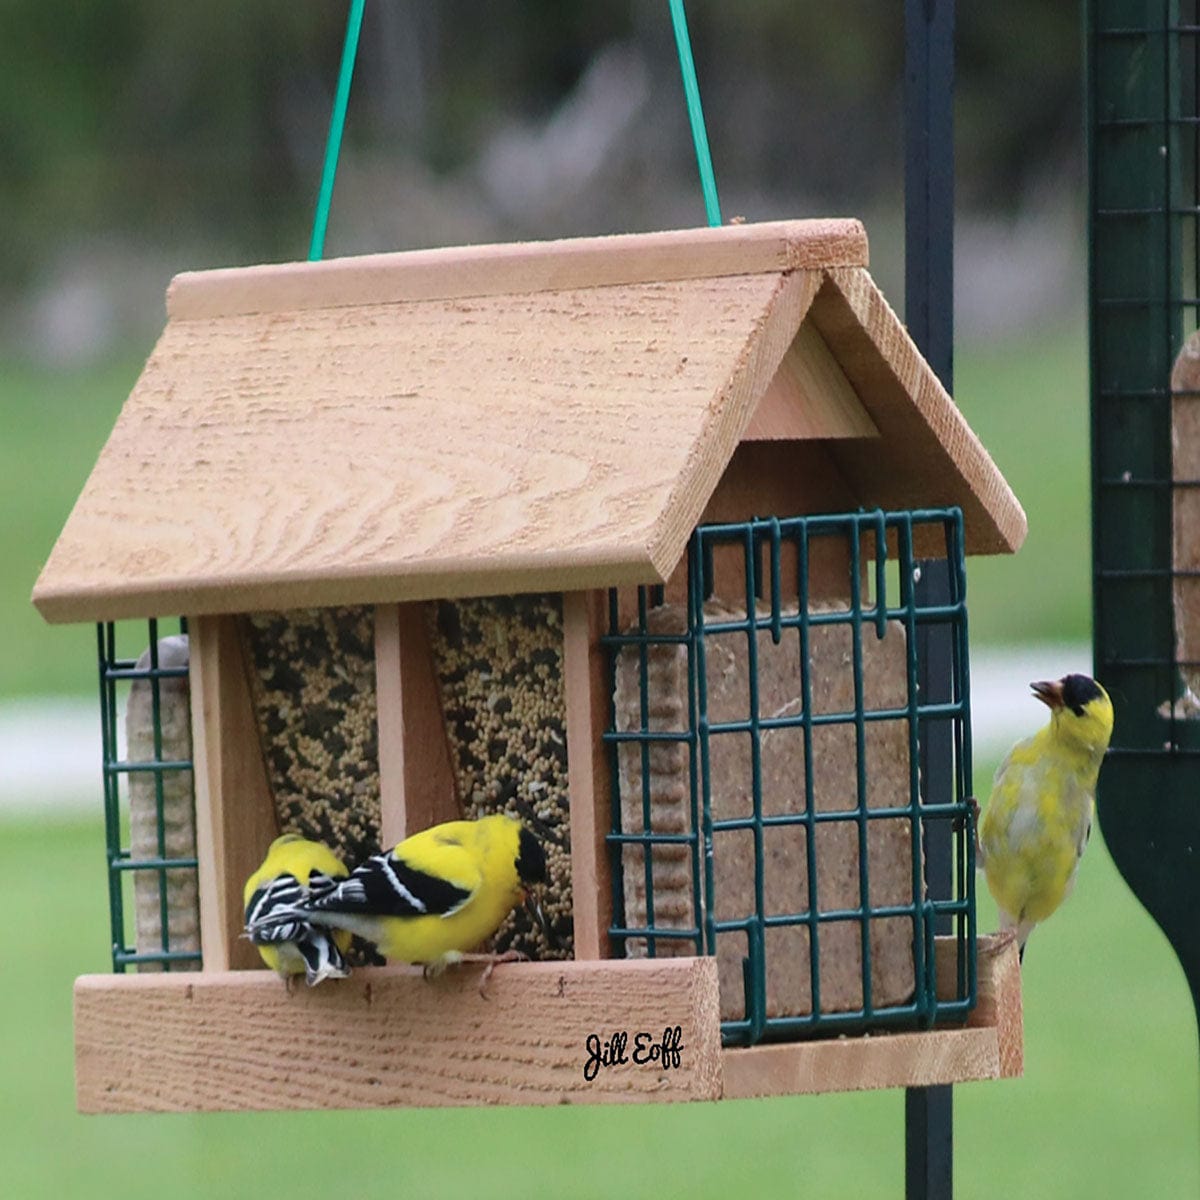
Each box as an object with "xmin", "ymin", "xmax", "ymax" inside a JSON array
[
  {"xmin": 4, "ymin": 807, "xmax": 1196, "ymax": 1200},
  {"xmin": 3, "ymin": 353, "xmax": 147, "ymax": 697},
  {"xmin": 6, "ymin": 316, "xmax": 1197, "ymax": 1197},
  {"xmin": 954, "ymin": 316, "xmax": 1091, "ymax": 644}
]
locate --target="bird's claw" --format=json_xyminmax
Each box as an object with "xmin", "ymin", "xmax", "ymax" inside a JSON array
[
  {"xmin": 476, "ymin": 949, "xmax": 529, "ymax": 999},
  {"xmin": 954, "ymin": 796, "xmax": 985, "ymax": 862},
  {"xmin": 954, "ymin": 796, "xmax": 980, "ymax": 833},
  {"xmin": 995, "ymin": 928, "xmax": 1020, "ymax": 951}
]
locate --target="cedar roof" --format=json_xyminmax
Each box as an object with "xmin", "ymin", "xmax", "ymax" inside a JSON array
[{"xmin": 33, "ymin": 219, "xmax": 1025, "ymax": 622}]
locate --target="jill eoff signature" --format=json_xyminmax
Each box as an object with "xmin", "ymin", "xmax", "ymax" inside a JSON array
[{"xmin": 582, "ymin": 1027, "xmax": 684, "ymax": 1082}]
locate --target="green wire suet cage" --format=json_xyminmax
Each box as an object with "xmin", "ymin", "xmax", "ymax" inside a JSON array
[
  {"xmin": 605, "ymin": 507, "xmax": 976, "ymax": 1047},
  {"xmin": 97, "ymin": 618, "xmax": 201, "ymax": 972},
  {"xmin": 1088, "ymin": 0, "xmax": 1200, "ymax": 1023}
]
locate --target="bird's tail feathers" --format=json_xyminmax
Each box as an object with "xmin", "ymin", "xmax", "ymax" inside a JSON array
[{"xmin": 297, "ymin": 931, "xmax": 350, "ymax": 986}]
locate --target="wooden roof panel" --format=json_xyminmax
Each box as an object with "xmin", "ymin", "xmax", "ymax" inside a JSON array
[
  {"xmin": 33, "ymin": 220, "xmax": 1025, "ymax": 625},
  {"xmin": 35, "ymin": 268, "xmax": 808, "ymax": 622}
]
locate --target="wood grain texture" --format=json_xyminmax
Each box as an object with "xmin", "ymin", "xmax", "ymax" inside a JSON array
[
  {"xmin": 721, "ymin": 1025, "xmax": 999, "ymax": 1099},
  {"xmin": 375, "ymin": 602, "xmax": 460, "ymax": 848},
  {"xmin": 721, "ymin": 934, "xmax": 1023, "ymax": 1098},
  {"xmin": 74, "ymin": 937, "xmax": 1018, "ymax": 1112},
  {"xmin": 644, "ymin": 269, "xmax": 822, "ymax": 577},
  {"xmin": 188, "ymin": 615, "xmax": 278, "ymax": 971},
  {"xmin": 812, "ymin": 269, "xmax": 1028, "ymax": 557},
  {"xmin": 950, "ymin": 933, "xmax": 1023, "ymax": 1078},
  {"xmin": 562, "ymin": 590, "xmax": 615, "ymax": 961},
  {"xmin": 624, "ymin": 442, "xmax": 863, "ymax": 622},
  {"xmin": 74, "ymin": 957, "xmax": 722, "ymax": 1113},
  {"xmin": 745, "ymin": 319, "xmax": 880, "ymax": 441},
  {"xmin": 35, "ymin": 246, "xmax": 1027, "ymax": 626},
  {"xmin": 697, "ymin": 441, "xmax": 860, "ymax": 604},
  {"xmin": 35, "ymin": 271, "xmax": 804, "ymax": 623},
  {"xmin": 166, "ymin": 219, "xmax": 869, "ymax": 319}
]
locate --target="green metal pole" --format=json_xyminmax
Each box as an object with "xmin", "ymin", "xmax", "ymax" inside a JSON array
[
  {"xmin": 1088, "ymin": 0, "xmax": 1200, "ymax": 1038},
  {"xmin": 904, "ymin": 0, "xmax": 956, "ymax": 1195}
]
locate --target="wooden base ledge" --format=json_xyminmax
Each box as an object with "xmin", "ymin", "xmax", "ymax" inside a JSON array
[
  {"xmin": 722, "ymin": 934, "xmax": 1023, "ymax": 1099},
  {"xmin": 74, "ymin": 937, "xmax": 1020, "ymax": 1114},
  {"xmin": 75, "ymin": 957, "xmax": 722, "ymax": 1114}
]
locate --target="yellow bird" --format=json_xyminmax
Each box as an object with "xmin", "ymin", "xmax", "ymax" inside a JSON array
[
  {"xmin": 976, "ymin": 674, "xmax": 1114, "ymax": 960},
  {"xmin": 247, "ymin": 814, "xmax": 547, "ymax": 992},
  {"xmin": 243, "ymin": 834, "xmax": 353, "ymax": 987}
]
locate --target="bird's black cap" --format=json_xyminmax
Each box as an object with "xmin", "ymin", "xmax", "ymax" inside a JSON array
[
  {"xmin": 516, "ymin": 826, "xmax": 547, "ymax": 885},
  {"xmin": 1061, "ymin": 673, "xmax": 1104, "ymax": 718}
]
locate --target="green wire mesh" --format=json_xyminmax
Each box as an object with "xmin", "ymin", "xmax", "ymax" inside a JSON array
[
  {"xmin": 604, "ymin": 508, "xmax": 976, "ymax": 1047},
  {"xmin": 97, "ymin": 619, "xmax": 201, "ymax": 972},
  {"xmin": 1087, "ymin": 0, "xmax": 1200, "ymax": 1016}
]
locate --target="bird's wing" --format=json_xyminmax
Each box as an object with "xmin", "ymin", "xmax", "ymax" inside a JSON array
[
  {"xmin": 1078, "ymin": 811, "xmax": 1093, "ymax": 857},
  {"xmin": 982, "ymin": 736, "xmax": 1045, "ymax": 843},
  {"xmin": 304, "ymin": 868, "xmax": 345, "ymax": 895},
  {"xmin": 312, "ymin": 845, "xmax": 479, "ymax": 920},
  {"xmin": 989, "ymin": 736, "xmax": 1027, "ymax": 791},
  {"xmin": 245, "ymin": 866, "xmax": 355, "ymax": 941},
  {"xmin": 245, "ymin": 876, "xmax": 316, "ymax": 946}
]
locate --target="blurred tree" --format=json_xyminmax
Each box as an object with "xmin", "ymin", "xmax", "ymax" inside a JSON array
[
  {"xmin": 0, "ymin": 2, "xmax": 340, "ymax": 278},
  {"xmin": 0, "ymin": 1, "xmax": 1081, "ymax": 294}
]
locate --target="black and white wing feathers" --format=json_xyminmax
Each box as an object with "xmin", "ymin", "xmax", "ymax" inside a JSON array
[
  {"xmin": 244, "ymin": 868, "xmax": 351, "ymax": 984},
  {"xmin": 245, "ymin": 868, "xmax": 343, "ymax": 943},
  {"xmin": 306, "ymin": 851, "xmax": 474, "ymax": 920}
]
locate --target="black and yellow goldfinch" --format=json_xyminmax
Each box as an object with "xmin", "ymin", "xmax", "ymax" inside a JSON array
[
  {"xmin": 243, "ymin": 834, "xmax": 353, "ymax": 987},
  {"xmin": 976, "ymin": 674, "xmax": 1114, "ymax": 960},
  {"xmin": 246, "ymin": 814, "xmax": 547, "ymax": 992}
]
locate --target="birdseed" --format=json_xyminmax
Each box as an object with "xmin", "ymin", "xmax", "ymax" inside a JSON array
[{"xmin": 426, "ymin": 594, "xmax": 573, "ymax": 960}]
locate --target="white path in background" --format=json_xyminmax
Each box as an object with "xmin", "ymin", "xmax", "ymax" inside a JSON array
[
  {"xmin": 0, "ymin": 643, "xmax": 1093, "ymax": 817},
  {"xmin": 965, "ymin": 641, "xmax": 1097, "ymax": 764},
  {"xmin": 0, "ymin": 697, "xmax": 103, "ymax": 816}
]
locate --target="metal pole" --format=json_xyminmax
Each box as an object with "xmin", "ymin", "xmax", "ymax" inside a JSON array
[{"xmin": 904, "ymin": 1, "xmax": 956, "ymax": 1197}]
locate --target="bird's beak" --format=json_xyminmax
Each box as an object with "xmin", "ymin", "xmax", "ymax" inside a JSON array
[{"xmin": 1031, "ymin": 679, "xmax": 1065, "ymax": 709}]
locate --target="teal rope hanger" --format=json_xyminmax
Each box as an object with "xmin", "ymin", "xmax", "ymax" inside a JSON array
[
  {"xmin": 669, "ymin": 0, "xmax": 722, "ymax": 227},
  {"xmin": 308, "ymin": 1, "xmax": 722, "ymax": 255},
  {"xmin": 309, "ymin": 0, "xmax": 366, "ymax": 261}
]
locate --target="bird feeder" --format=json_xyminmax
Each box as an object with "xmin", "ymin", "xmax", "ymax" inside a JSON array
[{"xmin": 35, "ymin": 218, "xmax": 1025, "ymax": 1112}]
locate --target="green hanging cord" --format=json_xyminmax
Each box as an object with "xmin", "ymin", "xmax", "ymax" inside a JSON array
[
  {"xmin": 668, "ymin": 0, "xmax": 722, "ymax": 227},
  {"xmin": 309, "ymin": 0, "xmax": 367, "ymax": 261}
]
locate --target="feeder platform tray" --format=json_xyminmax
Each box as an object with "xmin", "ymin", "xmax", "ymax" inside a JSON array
[{"xmin": 74, "ymin": 935, "xmax": 1020, "ymax": 1113}]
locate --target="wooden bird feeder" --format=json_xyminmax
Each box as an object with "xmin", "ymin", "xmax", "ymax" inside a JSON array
[{"xmin": 35, "ymin": 218, "xmax": 1026, "ymax": 1112}]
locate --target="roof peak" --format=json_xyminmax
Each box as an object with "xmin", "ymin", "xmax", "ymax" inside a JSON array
[{"xmin": 167, "ymin": 218, "xmax": 869, "ymax": 322}]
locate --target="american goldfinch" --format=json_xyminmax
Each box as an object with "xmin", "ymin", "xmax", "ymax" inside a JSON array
[
  {"xmin": 243, "ymin": 834, "xmax": 353, "ymax": 987},
  {"xmin": 247, "ymin": 814, "xmax": 547, "ymax": 992},
  {"xmin": 976, "ymin": 674, "xmax": 1114, "ymax": 959}
]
